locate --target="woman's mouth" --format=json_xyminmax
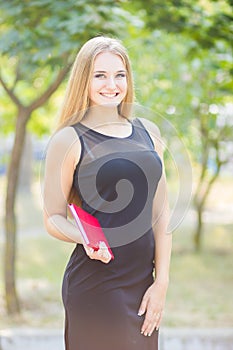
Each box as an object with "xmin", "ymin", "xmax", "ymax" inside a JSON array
[{"xmin": 100, "ymin": 93, "xmax": 119, "ymax": 98}]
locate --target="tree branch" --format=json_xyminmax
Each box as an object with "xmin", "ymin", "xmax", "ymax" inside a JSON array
[
  {"xmin": 0, "ymin": 73, "xmax": 22, "ymax": 108},
  {"xmin": 28, "ymin": 63, "xmax": 72, "ymax": 113},
  {"xmin": 12, "ymin": 62, "xmax": 21, "ymax": 90}
]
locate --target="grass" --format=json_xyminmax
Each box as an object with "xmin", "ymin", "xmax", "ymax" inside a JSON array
[
  {"xmin": 0, "ymin": 175, "xmax": 233, "ymax": 329},
  {"xmin": 167, "ymin": 227, "xmax": 233, "ymax": 327},
  {"xmin": 0, "ymin": 235, "xmax": 72, "ymax": 329}
]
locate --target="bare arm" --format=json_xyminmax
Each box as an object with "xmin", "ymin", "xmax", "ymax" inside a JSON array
[
  {"xmin": 43, "ymin": 126, "xmax": 112, "ymax": 263},
  {"xmin": 137, "ymin": 118, "xmax": 172, "ymax": 280},
  {"xmin": 152, "ymin": 172, "xmax": 171, "ymax": 284},
  {"xmin": 43, "ymin": 126, "xmax": 83, "ymax": 243},
  {"xmin": 137, "ymin": 117, "xmax": 172, "ymax": 336}
]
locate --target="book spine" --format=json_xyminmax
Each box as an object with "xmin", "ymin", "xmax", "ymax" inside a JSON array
[{"xmin": 68, "ymin": 205, "xmax": 90, "ymax": 245}]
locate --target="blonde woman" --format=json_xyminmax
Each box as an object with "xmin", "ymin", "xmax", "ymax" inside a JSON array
[{"xmin": 43, "ymin": 36, "xmax": 172, "ymax": 350}]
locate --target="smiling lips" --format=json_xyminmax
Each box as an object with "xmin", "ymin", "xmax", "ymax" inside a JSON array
[{"xmin": 100, "ymin": 92, "xmax": 119, "ymax": 98}]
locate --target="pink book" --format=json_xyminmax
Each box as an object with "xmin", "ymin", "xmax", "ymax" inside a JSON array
[{"xmin": 68, "ymin": 203, "xmax": 114, "ymax": 260}]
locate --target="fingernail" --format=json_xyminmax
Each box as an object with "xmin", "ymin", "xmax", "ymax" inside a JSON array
[
  {"xmin": 148, "ymin": 332, "xmax": 152, "ymax": 337},
  {"xmin": 138, "ymin": 310, "xmax": 143, "ymax": 316}
]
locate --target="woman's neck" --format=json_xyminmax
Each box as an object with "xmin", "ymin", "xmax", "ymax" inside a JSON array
[{"xmin": 83, "ymin": 105, "xmax": 126, "ymax": 127}]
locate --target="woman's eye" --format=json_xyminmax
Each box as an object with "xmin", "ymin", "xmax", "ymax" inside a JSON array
[
  {"xmin": 94, "ymin": 74, "xmax": 106, "ymax": 78},
  {"xmin": 116, "ymin": 73, "xmax": 126, "ymax": 78}
]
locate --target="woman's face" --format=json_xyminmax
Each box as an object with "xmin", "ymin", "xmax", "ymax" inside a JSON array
[{"xmin": 89, "ymin": 52, "xmax": 127, "ymax": 107}]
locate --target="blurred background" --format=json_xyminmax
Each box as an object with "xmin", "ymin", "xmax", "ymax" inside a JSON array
[{"xmin": 0, "ymin": 0, "xmax": 232, "ymax": 335}]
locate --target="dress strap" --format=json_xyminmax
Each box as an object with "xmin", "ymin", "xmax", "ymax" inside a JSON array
[{"xmin": 132, "ymin": 118, "xmax": 155, "ymax": 149}]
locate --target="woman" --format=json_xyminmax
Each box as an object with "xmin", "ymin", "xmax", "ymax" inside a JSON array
[{"xmin": 43, "ymin": 36, "xmax": 172, "ymax": 350}]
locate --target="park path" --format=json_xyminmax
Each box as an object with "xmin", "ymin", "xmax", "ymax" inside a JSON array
[{"xmin": 0, "ymin": 328, "xmax": 233, "ymax": 350}]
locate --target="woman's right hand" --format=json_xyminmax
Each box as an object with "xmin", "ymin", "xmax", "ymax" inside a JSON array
[{"xmin": 83, "ymin": 241, "xmax": 112, "ymax": 264}]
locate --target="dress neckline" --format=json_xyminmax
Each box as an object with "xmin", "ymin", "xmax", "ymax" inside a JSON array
[{"xmin": 79, "ymin": 119, "xmax": 135, "ymax": 139}]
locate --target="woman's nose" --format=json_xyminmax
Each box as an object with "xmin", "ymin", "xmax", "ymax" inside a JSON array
[{"xmin": 106, "ymin": 76, "xmax": 117, "ymax": 89}]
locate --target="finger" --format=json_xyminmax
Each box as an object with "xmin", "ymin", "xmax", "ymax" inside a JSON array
[
  {"xmin": 155, "ymin": 311, "xmax": 163, "ymax": 331},
  {"xmin": 141, "ymin": 310, "xmax": 162, "ymax": 336},
  {"xmin": 148, "ymin": 321, "xmax": 160, "ymax": 337},
  {"xmin": 138, "ymin": 293, "xmax": 149, "ymax": 316},
  {"xmin": 97, "ymin": 245, "xmax": 111, "ymax": 263},
  {"xmin": 146, "ymin": 311, "xmax": 163, "ymax": 336},
  {"xmin": 84, "ymin": 244, "xmax": 111, "ymax": 263},
  {"xmin": 83, "ymin": 244, "xmax": 94, "ymax": 256},
  {"xmin": 83, "ymin": 245, "xmax": 99, "ymax": 260},
  {"xmin": 147, "ymin": 313, "xmax": 162, "ymax": 336},
  {"xmin": 97, "ymin": 245, "xmax": 108, "ymax": 258},
  {"xmin": 140, "ymin": 308, "xmax": 155, "ymax": 335},
  {"xmin": 99, "ymin": 251, "xmax": 111, "ymax": 263},
  {"xmin": 99, "ymin": 241, "xmax": 108, "ymax": 249}
]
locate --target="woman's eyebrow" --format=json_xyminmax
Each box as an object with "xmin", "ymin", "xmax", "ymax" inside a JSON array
[{"xmin": 93, "ymin": 69, "xmax": 126, "ymax": 73}]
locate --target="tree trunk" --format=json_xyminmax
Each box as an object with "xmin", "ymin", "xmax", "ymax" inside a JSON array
[
  {"xmin": 4, "ymin": 107, "xmax": 30, "ymax": 314},
  {"xmin": 193, "ymin": 162, "xmax": 222, "ymax": 252},
  {"xmin": 18, "ymin": 132, "xmax": 33, "ymax": 191},
  {"xmin": 193, "ymin": 202, "xmax": 203, "ymax": 252},
  {"xmin": 2, "ymin": 63, "xmax": 71, "ymax": 315}
]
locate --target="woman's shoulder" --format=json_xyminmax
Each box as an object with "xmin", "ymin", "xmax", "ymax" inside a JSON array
[
  {"xmin": 50, "ymin": 126, "xmax": 80, "ymax": 145},
  {"xmin": 47, "ymin": 126, "xmax": 81, "ymax": 158},
  {"xmin": 135, "ymin": 117, "xmax": 161, "ymax": 138},
  {"xmin": 135, "ymin": 117, "xmax": 163, "ymax": 156}
]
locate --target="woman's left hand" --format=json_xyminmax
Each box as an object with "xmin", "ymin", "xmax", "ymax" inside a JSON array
[{"xmin": 138, "ymin": 280, "xmax": 168, "ymax": 336}]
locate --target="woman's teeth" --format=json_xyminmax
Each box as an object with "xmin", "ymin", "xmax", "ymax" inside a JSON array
[{"xmin": 100, "ymin": 93, "xmax": 118, "ymax": 98}]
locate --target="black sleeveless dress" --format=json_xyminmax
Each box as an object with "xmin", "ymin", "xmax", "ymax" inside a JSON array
[{"xmin": 62, "ymin": 117, "xmax": 163, "ymax": 350}]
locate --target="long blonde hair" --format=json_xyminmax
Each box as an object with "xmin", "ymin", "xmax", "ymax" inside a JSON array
[
  {"xmin": 57, "ymin": 36, "xmax": 135, "ymax": 130},
  {"xmin": 58, "ymin": 36, "xmax": 135, "ymax": 206}
]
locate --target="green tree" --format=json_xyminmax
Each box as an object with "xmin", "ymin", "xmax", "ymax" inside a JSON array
[
  {"xmin": 127, "ymin": 29, "xmax": 232, "ymax": 250},
  {"xmin": 0, "ymin": 0, "xmax": 133, "ymax": 315},
  {"xmin": 179, "ymin": 45, "xmax": 232, "ymax": 251},
  {"xmin": 130, "ymin": 0, "xmax": 233, "ymax": 50},
  {"xmin": 128, "ymin": 0, "xmax": 233, "ymax": 250}
]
